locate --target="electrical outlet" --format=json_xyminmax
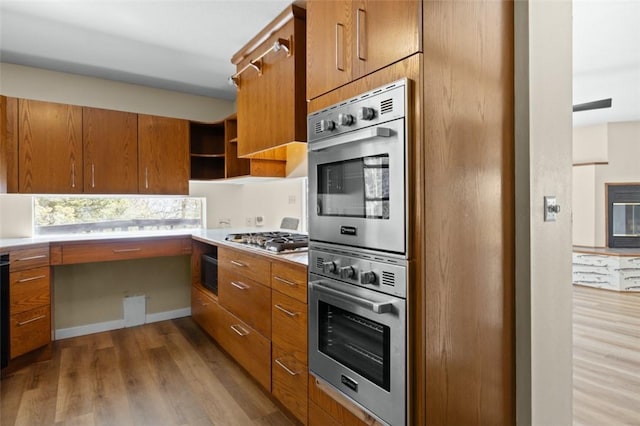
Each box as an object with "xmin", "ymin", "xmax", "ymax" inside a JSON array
[
  {"xmin": 255, "ymin": 215, "xmax": 264, "ymax": 227},
  {"xmin": 245, "ymin": 217, "xmax": 254, "ymax": 226}
]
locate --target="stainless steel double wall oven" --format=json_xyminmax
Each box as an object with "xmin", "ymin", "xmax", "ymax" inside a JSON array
[{"xmin": 307, "ymin": 79, "xmax": 410, "ymax": 426}]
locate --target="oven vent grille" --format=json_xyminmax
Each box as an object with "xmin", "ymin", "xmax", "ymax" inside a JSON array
[
  {"xmin": 316, "ymin": 257, "xmax": 325, "ymax": 270},
  {"xmin": 314, "ymin": 121, "xmax": 323, "ymax": 134},
  {"xmin": 380, "ymin": 98, "xmax": 393, "ymax": 115},
  {"xmin": 381, "ymin": 271, "xmax": 395, "ymax": 286}
]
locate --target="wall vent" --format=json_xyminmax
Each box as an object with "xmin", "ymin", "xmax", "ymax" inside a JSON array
[
  {"xmin": 314, "ymin": 122, "xmax": 323, "ymax": 134},
  {"xmin": 316, "ymin": 257, "xmax": 325, "ymax": 270}
]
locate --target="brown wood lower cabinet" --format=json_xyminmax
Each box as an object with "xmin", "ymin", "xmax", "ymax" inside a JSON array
[
  {"xmin": 308, "ymin": 374, "xmax": 371, "ymax": 426},
  {"xmin": 6, "ymin": 244, "xmax": 52, "ymax": 364},
  {"xmin": 215, "ymin": 304, "xmax": 271, "ymax": 391},
  {"xmin": 272, "ymin": 345, "xmax": 308, "ymax": 423},
  {"xmin": 10, "ymin": 304, "xmax": 50, "ymax": 359},
  {"xmin": 191, "ymin": 286, "xmax": 219, "ymax": 340},
  {"xmin": 218, "ymin": 268, "xmax": 271, "ymax": 338}
]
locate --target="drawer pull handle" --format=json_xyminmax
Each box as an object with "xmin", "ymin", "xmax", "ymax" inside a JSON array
[
  {"xmin": 230, "ymin": 324, "xmax": 249, "ymax": 336},
  {"xmin": 17, "ymin": 314, "xmax": 46, "ymax": 326},
  {"xmin": 16, "ymin": 255, "xmax": 47, "ymax": 262},
  {"xmin": 274, "ymin": 276, "xmax": 298, "ymax": 287},
  {"xmin": 112, "ymin": 248, "xmax": 142, "ymax": 253},
  {"xmin": 17, "ymin": 275, "xmax": 47, "ymax": 283},
  {"xmin": 275, "ymin": 358, "xmax": 300, "ymax": 376},
  {"xmin": 230, "ymin": 260, "xmax": 247, "ymax": 267},
  {"xmin": 274, "ymin": 304, "xmax": 298, "ymax": 317},
  {"xmin": 230, "ymin": 281, "xmax": 249, "ymax": 290}
]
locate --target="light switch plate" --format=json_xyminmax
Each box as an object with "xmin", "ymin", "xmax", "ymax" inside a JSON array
[{"xmin": 544, "ymin": 196, "xmax": 559, "ymax": 222}]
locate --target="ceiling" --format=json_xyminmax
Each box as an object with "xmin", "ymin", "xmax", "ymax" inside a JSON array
[{"xmin": 1, "ymin": 0, "xmax": 639, "ymax": 127}]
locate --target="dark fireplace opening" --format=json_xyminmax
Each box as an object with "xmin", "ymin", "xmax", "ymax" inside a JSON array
[{"xmin": 607, "ymin": 184, "xmax": 640, "ymax": 248}]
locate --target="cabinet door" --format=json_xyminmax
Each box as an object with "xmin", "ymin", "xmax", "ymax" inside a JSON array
[
  {"xmin": 83, "ymin": 107, "xmax": 138, "ymax": 193},
  {"xmin": 18, "ymin": 99, "xmax": 82, "ymax": 193},
  {"xmin": 355, "ymin": 0, "xmax": 422, "ymax": 78},
  {"xmin": 306, "ymin": 0, "xmax": 353, "ymax": 99},
  {"xmin": 138, "ymin": 114, "xmax": 189, "ymax": 194},
  {"xmin": 236, "ymin": 16, "xmax": 305, "ymax": 157}
]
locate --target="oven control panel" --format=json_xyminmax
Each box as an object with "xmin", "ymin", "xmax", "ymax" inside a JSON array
[
  {"xmin": 307, "ymin": 78, "xmax": 408, "ymax": 143},
  {"xmin": 309, "ymin": 248, "xmax": 407, "ymax": 298}
]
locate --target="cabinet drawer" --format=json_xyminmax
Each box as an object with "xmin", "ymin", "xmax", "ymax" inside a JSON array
[
  {"xmin": 216, "ymin": 306, "xmax": 271, "ymax": 391},
  {"xmin": 272, "ymin": 345, "xmax": 308, "ymax": 424},
  {"xmin": 9, "ymin": 245, "xmax": 50, "ymax": 272},
  {"xmin": 10, "ymin": 266, "xmax": 51, "ymax": 314},
  {"xmin": 59, "ymin": 237, "xmax": 192, "ymax": 265},
  {"xmin": 272, "ymin": 261, "xmax": 307, "ymax": 303},
  {"xmin": 219, "ymin": 268, "xmax": 271, "ymax": 338},
  {"xmin": 10, "ymin": 305, "xmax": 51, "ymax": 359},
  {"xmin": 219, "ymin": 247, "xmax": 271, "ymax": 285},
  {"xmin": 191, "ymin": 286, "xmax": 219, "ymax": 340},
  {"xmin": 272, "ymin": 290, "xmax": 307, "ymax": 364}
]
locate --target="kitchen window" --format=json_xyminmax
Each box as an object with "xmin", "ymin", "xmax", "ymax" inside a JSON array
[{"xmin": 33, "ymin": 196, "xmax": 204, "ymax": 235}]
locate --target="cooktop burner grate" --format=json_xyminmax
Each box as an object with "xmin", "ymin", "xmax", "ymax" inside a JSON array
[{"xmin": 225, "ymin": 232, "xmax": 309, "ymax": 253}]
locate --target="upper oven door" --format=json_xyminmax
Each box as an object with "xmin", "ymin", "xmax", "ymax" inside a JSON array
[{"xmin": 308, "ymin": 117, "xmax": 406, "ymax": 255}]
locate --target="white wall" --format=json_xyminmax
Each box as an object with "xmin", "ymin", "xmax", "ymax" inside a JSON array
[
  {"xmin": 0, "ymin": 62, "xmax": 234, "ymax": 122},
  {"xmin": 189, "ymin": 178, "xmax": 306, "ymax": 231},
  {"xmin": 515, "ymin": 1, "xmax": 574, "ymax": 424},
  {"xmin": 0, "ymin": 194, "xmax": 34, "ymax": 238},
  {"xmin": 572, "ymin": 121, "xmax": 640, "ymax": 247}
]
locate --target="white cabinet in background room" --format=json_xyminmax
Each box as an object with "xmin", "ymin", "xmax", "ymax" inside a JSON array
[{"xmin": 572, "ymin": 252, "xmax": 640, "ymax": 291}]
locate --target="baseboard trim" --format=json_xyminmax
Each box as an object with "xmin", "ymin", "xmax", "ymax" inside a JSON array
[{"xmin": 55, "ymin": 307, "xmax": 192, "ymax": 340}]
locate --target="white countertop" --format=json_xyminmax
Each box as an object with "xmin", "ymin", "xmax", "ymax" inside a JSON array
[{"xmin": 0, "ymin": 228, "xmax": 309, "ymax": 266}]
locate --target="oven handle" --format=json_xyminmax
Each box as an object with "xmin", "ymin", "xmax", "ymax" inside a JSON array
[
  {"xmin": 310, "ymin": 280, "xmax": 394, "ymax": 314},
  {"xmin": 308, "ymin": 127, "xmax": 393, "ymax": 152}
]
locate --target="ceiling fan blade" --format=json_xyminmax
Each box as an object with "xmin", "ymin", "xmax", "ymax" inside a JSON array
[{"xmin": 572, "ymin": 98, "xmax": 612, "ymax": 112}]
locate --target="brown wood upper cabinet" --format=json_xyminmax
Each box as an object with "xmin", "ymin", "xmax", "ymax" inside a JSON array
[
  {"xmin": 231, "ymin": 4, "xmax": 306, "ymax": 159},
  {"xmin": 18, "ymin": 99, "xmax": 83, "ymax": 193},
  {"xmin": 83, "ymin": 107, "xmax": 138, "ymax": 193},
  {"xmin": 306, "ymin": 0, "xmax": 422, "ymax": 100},
  {"xmin": 138, "ymin": 114, "xmax": 189, "ymax": 195}
]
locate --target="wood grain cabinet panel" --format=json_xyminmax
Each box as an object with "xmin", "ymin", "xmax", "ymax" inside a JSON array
[
  {"xmin": 56, "ymin": 237, "xmax": 192, "ymax": 265},
  {"xmin": 191, "ymin": 286, "xmax": 220, "ymax": 340},
  {"xmin": 18, "ymin": 99, "xmax": 83, "ymax": 193},
  {"xmin": 1, "ymin": 96, "xmax": 19, "ymax": 193},
  {"xmin": 272, "ymin": 290, "xmax": 307, "ymax": 364},
  {"xmin": 232, "ymin": 4, "xmax": 306, "ymax": 159},
  {"xmin": 306, "ymin": 0, "xmax": 353, "ymax": 99},
  {"xmin": 271, "ymin": 260, "xmax": 307, "ymax": 303},
  {"xmin": 10, "ymin": 305, "xmax": 51, "ymax": 360},
  {"xmin": 9, "ymin": 266, "xmax": 50, "ymax": 315},
  {"xmin": 218, "ymin": 247, "xmax": 271, "ymax": 284},
  {"xmin": 138, "ymin": 114, "xmax": 189, "ymax": 195},
  {"xmin": 83, "ymin": 107, "xmax": 138, "ymax": 193},
  {"xmin": 306, "ymin": 0, "xmax": 422, "ymax": 99},
  {"xmin": 9, "ymin": 245, "xmax": 50, "ymax": 272},
  {"xmin": 218, "ymin": 268, "xmax": 271, "ymax": 338},
  {"xmin": 215, "ymin": 306, "xmax": 271, "ymax": 391},
  {"xmin": 272, "ymin": 345, "xmax": 308, "ymax": 423}
]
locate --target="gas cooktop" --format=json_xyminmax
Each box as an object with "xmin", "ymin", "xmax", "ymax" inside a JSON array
[{"xmin": 225, "ymin": 231, "xmax": 308, "ymax": 254}]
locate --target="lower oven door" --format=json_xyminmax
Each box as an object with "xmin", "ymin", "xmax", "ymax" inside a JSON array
[{"xmin": 308, "ymin": 274, "xmax": 406, "ymax": 426}]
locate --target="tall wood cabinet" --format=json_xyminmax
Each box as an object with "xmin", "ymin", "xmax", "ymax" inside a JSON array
[
  {"xmin": 18, "ymin": 99, "xmax": 83, "ymax": 193},
  {"xmin": 138, "ymin": 114, "xmax": 190, "ymax": 195},
  {"xmin": 306, "ymin": 0, "xmax": 422, "ymax": 99},
  {"xmin": 83, "ymin": 107, "xmax": 138, "ymax": 193}
]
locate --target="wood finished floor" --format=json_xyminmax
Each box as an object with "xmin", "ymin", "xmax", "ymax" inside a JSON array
[
  {"xmin": 0, "ymin": 317, "xmax": 293, "ymax": 426},
  {"xmin": 2, "ymin": 287, "xmax": 640, "ymax": 425},
  {"xmin": 573, "ymin": 285, "xmax": 640, "ymax": 426}
]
